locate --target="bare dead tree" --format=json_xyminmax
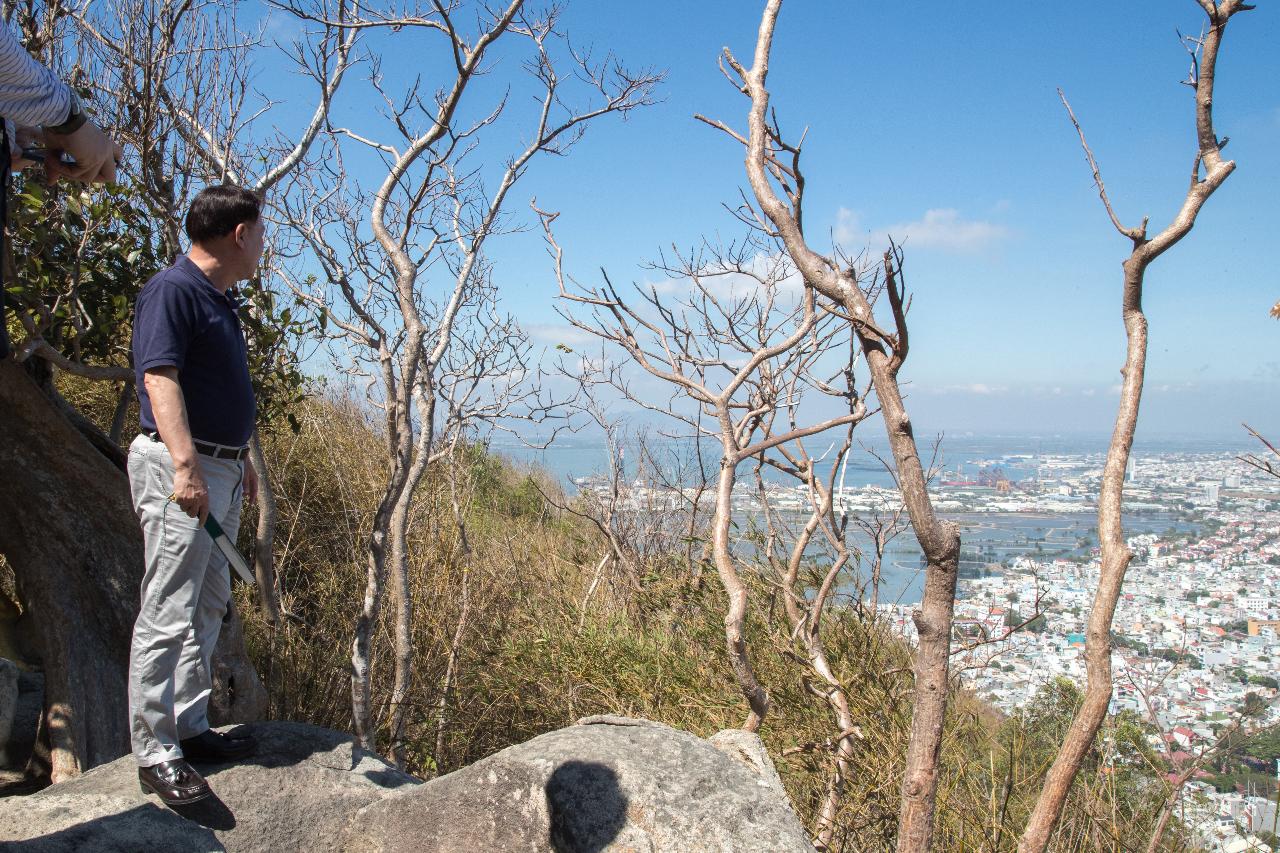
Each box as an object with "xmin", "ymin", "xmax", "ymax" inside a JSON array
[
  {"xmin": 746, "ymin": 349, "xmax": 877, "ymax": 849},
  {"xmin": 558, "ymin": 393, "xmax": 644, "ymax": 621},
  {"xmin": 702, "ymin": 2, "xmax": 961, "ymax": 847},
  {"xmin": 1018, "ymin": 5, "xmax": 1253, "ymax": 850},
  {"xmin": 633, "ymin": 408, "xmax": 718, "ymax": 588},
  {"xmin": 426, "ymin": 301, "xmax": 565, "ymax": 774},
  {"xmin": 540, "ymin": 202, "xmax": 870, "ymax": 732},
  {"xmin": 528, "ymin": 389, "xmax": 703, "ymax": 629},
  {"xmin": 545, "ymin": 253, "xmax": 885, "ymax": 845},
  {"xmin": 275, "ymin": 1, "xmax": 658, "ymax": 765}
]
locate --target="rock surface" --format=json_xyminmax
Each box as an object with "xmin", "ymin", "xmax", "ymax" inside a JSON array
[
  {"xmin": 347, "ymin": 716, "xmax": 813, "ymax": 852},
  {"xmin": 0, "ymin": 721, "xmax": 419, "ymax": 852},
  {"xmin": 0, "ymin": 717, "xmax": 813, "ymax": 852},
  {"xmin": 0, "ymin": 670, "xmax": 44, "ymax": 792},
  {"xmin": 0, "ymin": 658, "xmax": 17, "ymax": 766}
]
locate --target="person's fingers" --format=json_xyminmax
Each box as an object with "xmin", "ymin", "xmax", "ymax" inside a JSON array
[
  {"xmin": 49, "ymin": 156, "xmax": 94, "ymax": 184},
  {"xmin": 42, "ymin": 152, "xmax": 66, "ymax": 184},
  {"xmin": 39, "ymin": 123, "xmax": 122, "ymax": 184},
  {"xmin": 108, "ymin": 142, "xmax": 123, "ymax": 182},
  {"xmin": 68, "ymin": 155, "xmax": 100, "ymax": 182},
  {"xmin": 97, "ymin": 151, "xmax": 117, "ymax": 183}
]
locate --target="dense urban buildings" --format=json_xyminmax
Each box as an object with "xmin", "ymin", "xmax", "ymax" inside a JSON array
[{"xmin": 575, "ymin": 446, "xmax": 1280, "ymax": 850}]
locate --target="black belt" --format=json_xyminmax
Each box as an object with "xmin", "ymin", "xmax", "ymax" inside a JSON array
[{"xmin": 144, "ymin": 430, "xmax": 250, "ymax": 461}]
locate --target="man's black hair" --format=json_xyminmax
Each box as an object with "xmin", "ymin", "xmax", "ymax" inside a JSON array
[{"xmin": 185, "ymin": 184, "xmax": 261, "ymax": 244}]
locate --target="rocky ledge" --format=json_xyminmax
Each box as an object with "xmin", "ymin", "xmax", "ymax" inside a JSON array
[{"xmin": 0, "ymin": 716, "xmax": 814, "ymax": 852}]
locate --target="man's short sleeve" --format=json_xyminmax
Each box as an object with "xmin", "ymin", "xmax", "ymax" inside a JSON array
[{"xmin": 133, "ymin": 280, "xmax": 196, "ymax": 372}]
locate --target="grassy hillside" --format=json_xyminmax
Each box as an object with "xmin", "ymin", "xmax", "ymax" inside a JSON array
[
  {"xmin": 226, "ymin": 393, "xmax": 1183, "ymax": 852},
  {"xmin": 31, "ymin": 377, "xmax": 1187, "ymax": 851}
]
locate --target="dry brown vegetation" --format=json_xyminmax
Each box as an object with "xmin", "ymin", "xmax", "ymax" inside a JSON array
[
  {"xmin": 201, "ymin": 389, "xmax": 1186, "ymax": 852},
  {"xmin": 0, "ymin": 373, "xmax": 1198, "ymax": 850}
]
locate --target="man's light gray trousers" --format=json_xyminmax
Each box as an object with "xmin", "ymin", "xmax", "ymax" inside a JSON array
[{"xmin": 126, "ymin": 435, "xmax": 243, "ymax": 767}]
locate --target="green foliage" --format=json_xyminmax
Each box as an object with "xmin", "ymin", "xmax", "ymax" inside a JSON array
[
  {"xmin": 5, "ymin": 175, "xmax": 314, "ymax": 432},
  {"xmin": 1004, "ymin": 609, "xmax": 1048, "ymax": 634},
  {"xmin": 235, "ymin": 279, "xmax": 321, "ymax": 431},
  {"xmin": 5, "ymin": 179, "xmax": 164, "ymax": 365},
  {"xmin": 1241, "ymin": 727, "xmax": 1280, "ymax": 764},
  {"xmin": 1151, "ymin": 647, "xmax": 1202, "ymax": 669}
]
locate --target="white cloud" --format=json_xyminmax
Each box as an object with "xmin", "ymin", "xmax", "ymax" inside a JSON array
[
  {"xmin": 1151, "ymin": 382, "xmax": 1199, "ymax": 394},
  {"xmin": 878, "ymin": 209, "xmax": 1009, "ymax": 252},
  {"xmin": 834, "ymin": 206, "xmax": 1010, "ymax": 254},
  {"xmin": 833, "ymin": 207, "xmax": 867, "ymax": 249},
  {"xmin": 644, "ymin": 251, "xmax": 804, "ymax": 303}
]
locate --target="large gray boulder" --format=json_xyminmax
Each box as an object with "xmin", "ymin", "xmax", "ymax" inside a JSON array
[
  {"xmin": 0, "ymin": 721, "xmax": 418, "ymax": 852},
  {"xmin": 0, "ymin": 717, "xmax": 814, "ymax": 852}
]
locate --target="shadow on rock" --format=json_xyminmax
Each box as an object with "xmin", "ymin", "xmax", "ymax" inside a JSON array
[
  {"xmin": 361, "ymin": 765, "xmax": 418, "ymax": 789},
  {"xmin": 170, "ymin": 789, "xmax": 236, "ymax": 831},
  {"xmin": 2, "ymin": 803, "xmax": 222, "ymax": 852},
  {"xmin": 546, "ymin": 760, "xmax": 627, "ymax": 853}
]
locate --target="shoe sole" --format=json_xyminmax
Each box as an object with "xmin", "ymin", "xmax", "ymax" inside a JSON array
[{"xmin": 139, "ymin": 778, "xmax": 212, "ymax": 806}]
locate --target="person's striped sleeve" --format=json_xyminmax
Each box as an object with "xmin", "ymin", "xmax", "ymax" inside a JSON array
[{"xmin": 0, "ymin": 22, "xmax": 70, "ymax": 127}]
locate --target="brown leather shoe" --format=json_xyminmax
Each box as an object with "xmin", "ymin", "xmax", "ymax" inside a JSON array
[
  {"xmin": 138, "ymin": 758, "xmax": 211, "ymax": 806},
  {"xmin": 180, "ymin": 728, "xmax": 256, "ymax": 762}
]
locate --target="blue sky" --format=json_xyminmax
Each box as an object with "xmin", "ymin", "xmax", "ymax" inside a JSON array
[{"xmin": 256, "ymin": 1, "xmax": 1278, "ymax": 439}]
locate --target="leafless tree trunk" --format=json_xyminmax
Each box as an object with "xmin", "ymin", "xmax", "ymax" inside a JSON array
[
  {"xmin": 248, "ymin": 433, "xmax": 282, "ymax": 625},
  {"xmin": 703, "ymin": 3, "xmax": 960, "ymax": 846},
  {"xmin": 1018, "ymin": 4, "xmax": 1251, "ymax": 850},
  {"xmin": 749, "ymin": 360, "xmax": 871, "ymax": 849},
  {"xmin": 430, "ymin": 436, "xmax": 473, "ymax": 775},
  {"xmin": 274, "ymin": 1, "xmax": 657, "ymax": 764}
]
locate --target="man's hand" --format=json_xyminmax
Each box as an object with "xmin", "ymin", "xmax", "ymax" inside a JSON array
[
  {"xmin": 42, "ymin": 120, "xmax": 122, "ymax": 184},
  {"xmin": 242, "ymin": 460, "xmax": 259, "ymax": 505},
  {"xmin": 172, "ymin": 461, "xmax": 210, "ymax": 525},
  {"xmin": 10, "ymin": 125, "xmax": 39, "ymax": 170}
]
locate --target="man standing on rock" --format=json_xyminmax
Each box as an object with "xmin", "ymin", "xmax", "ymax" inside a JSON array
[{"xmin": 127, "ymin": 185, "xmax": 263, "ymax": 806}]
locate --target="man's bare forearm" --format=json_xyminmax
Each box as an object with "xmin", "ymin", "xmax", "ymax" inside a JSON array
[{"xmin": 143, "ymin": 367, "xmax": 199, "ymax": 469}]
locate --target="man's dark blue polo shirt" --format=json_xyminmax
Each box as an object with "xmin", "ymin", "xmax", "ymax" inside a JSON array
[{"xmin": 132, "ymin": 256, "xmax": 256, "ymax": 447}]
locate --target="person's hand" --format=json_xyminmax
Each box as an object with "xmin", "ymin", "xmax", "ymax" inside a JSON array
[
  {"xmin": 42, "ymin": 120, "xmax": 122, "ymax": 184},
  {"xmin": 10, "ymin": 125, "xmax": 39, "ymax": 171},
  {"xmin": 172, "ymin": 462, "xmax": 210, "ymax": 525},
  {"xmin": 242, "ymin": 460, "xmax": 259, "ymax": 505}
]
